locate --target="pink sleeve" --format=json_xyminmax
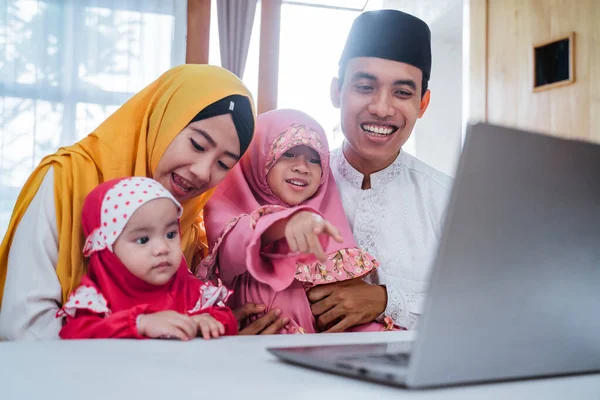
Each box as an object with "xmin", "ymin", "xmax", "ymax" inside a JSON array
[
  {"xmin": 215, "ymin": 213, "xmax": 258, "ymax": 286},
  {"xmin": 216, "ymin": 206, "xmax": 328, "ymax": 291}
]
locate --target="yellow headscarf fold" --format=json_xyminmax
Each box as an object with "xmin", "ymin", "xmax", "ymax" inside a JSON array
[{"xmin": 0, "ymin": 64, "xmax": 255, "ymax": 307}]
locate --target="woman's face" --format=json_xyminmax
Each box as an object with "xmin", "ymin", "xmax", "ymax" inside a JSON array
[{"xmin": 154, "ymin": 113, "xmax": 240, "ymax": 203}]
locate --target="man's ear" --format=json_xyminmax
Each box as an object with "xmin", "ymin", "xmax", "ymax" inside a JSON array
[
  {"xmin": 330, "ymin": 77, "xmax": 341, "ymax": 109},
  {"xmin": 418, "ymin": 89, "xmax": 431, "ymax": 118}
]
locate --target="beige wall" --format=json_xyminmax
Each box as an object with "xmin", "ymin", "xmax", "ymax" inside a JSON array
[{"xmin": 468, "ymin": 0, "xmax": 600, "ymax": 142}]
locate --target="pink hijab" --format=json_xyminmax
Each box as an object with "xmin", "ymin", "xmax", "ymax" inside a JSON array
[{"xmin": 202, "ymin": 109, "xmax": 358, "ymax": 289}]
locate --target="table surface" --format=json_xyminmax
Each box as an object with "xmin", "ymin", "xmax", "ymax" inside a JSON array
[{"xmin": 1, "ymin": 331, "xmax": 599, "ymax": 399}]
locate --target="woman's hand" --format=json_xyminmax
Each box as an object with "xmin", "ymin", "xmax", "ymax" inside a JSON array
[
  {"xmin": 284, "ymin": 211, "xmax": 343, "ymax": 261},
  {"xmin": 137, "ymin": 311, "xmax": 197, "ymax": 341},
  {"xmin": 232, "ymin": 303, "xmax": 290, "ymax": 335}
]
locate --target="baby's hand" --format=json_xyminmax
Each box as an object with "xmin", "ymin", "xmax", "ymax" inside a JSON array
[
  {"xmin": 285, "ymin": 211, "xmax": 343, "ymax": 261},
  {"xmin": 137, "ymin": 311, "xmax": 197, "ymax": 341},
  {"xmin": 191, "ymin": 314, "xmax": 225, "ymax": 340}
]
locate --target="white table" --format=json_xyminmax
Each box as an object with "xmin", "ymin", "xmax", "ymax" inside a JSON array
[{"xmin": 1, "ymin": 331, "xmax": 599, "ymax": 399}]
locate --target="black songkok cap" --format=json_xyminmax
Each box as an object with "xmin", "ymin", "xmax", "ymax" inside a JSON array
[{"xmin": 338, "ymin": 9, "xmax": 432, "ymax": 81}]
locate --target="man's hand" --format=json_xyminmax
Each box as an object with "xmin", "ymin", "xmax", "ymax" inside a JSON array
[
  {"xmin": 232, "ymin": 303, "xmax": 290, "ymax": 335},
  {"xmin": 307, "ymin": 278, "xmax": 387, "ymax": 332}
]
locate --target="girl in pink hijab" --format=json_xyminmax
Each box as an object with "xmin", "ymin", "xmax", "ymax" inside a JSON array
[{"xmin": 200, "ymin": 109, "xmax": 394, "ymax": 334}]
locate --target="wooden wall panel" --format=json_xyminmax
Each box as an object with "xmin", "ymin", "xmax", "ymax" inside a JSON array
[
  {"xmin": 547, "ymin": 0, "xmax": 588, "ymax": 140},
  {"xmin": 485, "ymin": 0, "xmax": 599, "ymax": 142},
  {"xmin": 590, "ymin": 1, "xmax": 600, "ymax": 142}
]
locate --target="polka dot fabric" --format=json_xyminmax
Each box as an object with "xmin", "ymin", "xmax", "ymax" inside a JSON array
[
  {"xmin": 82, "ymin": 177, "xmax": 182, "ymax": 256},
  {"xmin": 56, "ymin": 285, "xmax": 110, "ymax": 318}
]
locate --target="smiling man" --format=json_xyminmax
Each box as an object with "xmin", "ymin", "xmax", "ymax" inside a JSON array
[{"xmin": 307, "ymin": 9, "xmax": 453, "ymax": 332}]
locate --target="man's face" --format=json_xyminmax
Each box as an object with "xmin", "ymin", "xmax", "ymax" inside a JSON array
[{"xmin": 331, "ymin": 57, "xmax": 430, "ymax": 171}]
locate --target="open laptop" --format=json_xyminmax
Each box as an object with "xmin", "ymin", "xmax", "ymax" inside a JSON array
[{"xmin": 268, "ymin": 122, "xmax": 600, "ymax": 388}]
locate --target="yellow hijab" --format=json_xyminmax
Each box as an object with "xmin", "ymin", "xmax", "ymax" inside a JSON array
[{"xmin": 0, "ymin": 64, "xmax": 255, "ymax": 307}]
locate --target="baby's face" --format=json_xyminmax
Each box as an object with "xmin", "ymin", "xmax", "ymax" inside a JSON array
[
  {"xmin": 112, "ymin": 198, "xmax": 182, "ymax": 285},
  {"xmin": 266, "ymin": 145, "xmax": 322, "ymax": 205}
]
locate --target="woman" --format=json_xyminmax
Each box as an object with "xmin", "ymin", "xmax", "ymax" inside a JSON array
[{"xmin": 0, "ymin": 64, "xmax": 285, "ymax": 340}]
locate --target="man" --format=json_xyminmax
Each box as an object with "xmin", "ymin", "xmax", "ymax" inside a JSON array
[{"xmin": 307, "ymin": 9, "xmax": 453, "ymax": 331}]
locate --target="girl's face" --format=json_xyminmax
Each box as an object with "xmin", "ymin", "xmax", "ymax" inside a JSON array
[
  {"xmin": 153, "ymin": 114, "xmax": 241, "ymax": 203},
  {"xmin": 266, "ymin": 145, "xmax": 322, "ymax": 206},
  {"xmin": 112, "ymin": 198, "xmax": 182, "ymax": 286}
]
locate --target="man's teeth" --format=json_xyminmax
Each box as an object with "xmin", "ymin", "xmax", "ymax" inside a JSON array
[
  {"xmin": 362, "ymin": 124, "xmax": 395, "ymax": 136},
  {"xmin": 287, "ymin": 179, "xmax": 307, "ymax": 187}
]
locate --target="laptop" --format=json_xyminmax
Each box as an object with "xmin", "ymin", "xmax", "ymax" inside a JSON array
[{"xmin": 268, "ymin": 122, "xmax": 600, "ymax": 388}]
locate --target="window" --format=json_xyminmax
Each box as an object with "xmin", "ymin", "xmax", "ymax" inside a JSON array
[
  {"xmin": 0, "ymin": 0, "xmax": 186, "ymax": 238},
  {"xmin": 277, "ymin": 2, "xmax": 361, "ymax": 148}
]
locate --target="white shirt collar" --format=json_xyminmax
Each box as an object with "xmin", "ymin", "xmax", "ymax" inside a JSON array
[{"xmin": 334, "ymin": 147, "xmax": 405, "ymax": 189}]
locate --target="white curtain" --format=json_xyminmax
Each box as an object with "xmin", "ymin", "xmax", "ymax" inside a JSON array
[
  {"xmin": 216, "ymin": 0, "xmax": 257, "ymax": 79},
  {"xmin": 0, "ymin": 0, "xmax": 187, "ymax": 238}
]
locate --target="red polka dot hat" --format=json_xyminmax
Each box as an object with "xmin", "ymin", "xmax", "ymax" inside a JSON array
[{"xmin": 82, "ymin": 177, "xmax": 182, "ymax": 256}]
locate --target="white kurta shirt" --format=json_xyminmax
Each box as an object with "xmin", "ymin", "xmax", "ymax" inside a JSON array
[{"xmin": 330, "ymin": 148, "xmax": 453, "ymax": 330}]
